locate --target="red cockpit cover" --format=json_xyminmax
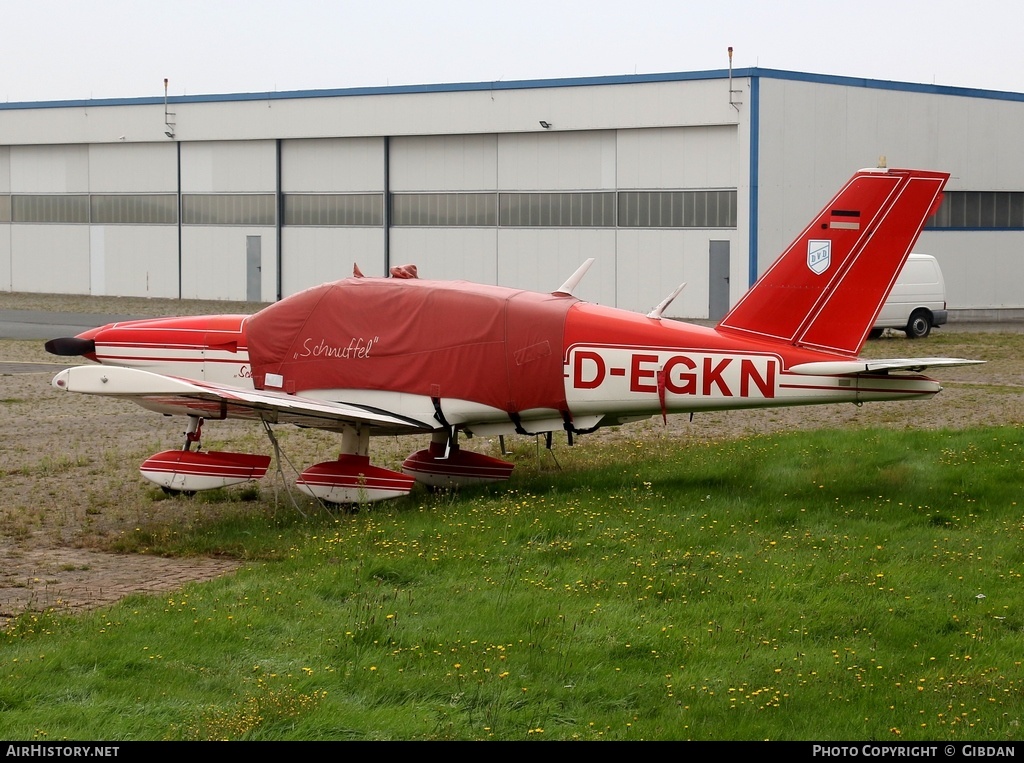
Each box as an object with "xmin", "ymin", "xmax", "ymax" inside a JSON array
[{"xmin": 246, "ymin": 278, "xmax": 577, "ymax": 414}]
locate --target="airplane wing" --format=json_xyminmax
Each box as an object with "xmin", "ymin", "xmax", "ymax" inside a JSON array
[
  {"xmin": 788, "ymin": 358, "xmax": 985, "ymax": 376},
  {"xmin": 51, "ymin": 365, "xmax": 432, "ymax": 434}
]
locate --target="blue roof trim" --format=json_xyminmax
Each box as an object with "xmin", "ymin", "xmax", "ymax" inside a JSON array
[
  {"xmin": 0, "ymin": 69, "xmax": 729, "ymax": 111},
  {"xmin": 747, "ymin": 68, "xmax": 1024, "ymax": 102},
  {"xmin": 5, "ymin": 66, "xmax": 1022, "ymax": 112}
]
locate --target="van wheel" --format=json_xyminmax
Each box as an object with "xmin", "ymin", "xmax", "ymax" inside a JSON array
[{"xmin": 905, "ymin": 310, "xmax": 932, "ymax": 339}]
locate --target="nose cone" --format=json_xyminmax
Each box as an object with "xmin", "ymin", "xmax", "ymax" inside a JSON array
[
  {"xmin": 44, "ymin": 335, "xmax": 98, "ymax": 357},
  {"xmin": 44, "ymin": 321, "xmax": 107, "ymax": 356},
  {"xmin": 44, "ymin": 324, "xmax": 110, "ymax": 360}
]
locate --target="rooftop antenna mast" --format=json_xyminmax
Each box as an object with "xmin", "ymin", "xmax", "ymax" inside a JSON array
[
  {"xmin": 164, "ymin": 78, "xmax": 176, "ymax": 139},
  {"xmin": 728, "ymin": 47, "xmax": 742, "ymax": 111}
]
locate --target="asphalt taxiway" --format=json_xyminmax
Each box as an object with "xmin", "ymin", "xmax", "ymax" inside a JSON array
[{"xmin": 0, "ymin": 309, "xmax": 141, "ymax": 374}]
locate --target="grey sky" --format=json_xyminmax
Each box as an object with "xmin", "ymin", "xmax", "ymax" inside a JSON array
[{"xmin": 4, "ymin": 0, "xmax": 1022, "ymax": 103}]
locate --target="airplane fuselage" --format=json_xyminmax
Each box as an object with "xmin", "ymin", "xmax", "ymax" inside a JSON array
[{"xmin": 72, "ymin": 289, "xmax": 940, "ymax": 439}]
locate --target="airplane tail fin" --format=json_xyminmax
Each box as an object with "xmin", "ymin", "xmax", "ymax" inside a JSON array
[{"xmin": 717, "ymin": 167, "xmax": 948, "ymax": 356}]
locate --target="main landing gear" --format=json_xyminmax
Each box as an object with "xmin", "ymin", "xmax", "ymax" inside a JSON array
[
  {"xmin": 295, "ymin": 426, "xmax": 415, "ymax": 503},
  {"xmin": 296, "ymin": 428, "xmax": 514, "ymax": 504},
  {"xmin": 402, "ymin": 430, "xmax": 515, "ymax": 488},
  {"xmin": 137, "ymin": 419, "xmax": 514, "ymax": 504},
  {"xmin": 139, "ymin": 416, "xmax": 271, "ymax": 495}
]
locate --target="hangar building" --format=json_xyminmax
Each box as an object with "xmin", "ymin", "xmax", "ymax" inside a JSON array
[{"xmin": 1, "ymin": 68, "xmax": 1022, "ymax": 320}]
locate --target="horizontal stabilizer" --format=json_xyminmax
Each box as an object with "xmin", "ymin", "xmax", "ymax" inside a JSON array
[{"xmin": 789, "ymin": 358, "xmax": 985, "ymax": 376}]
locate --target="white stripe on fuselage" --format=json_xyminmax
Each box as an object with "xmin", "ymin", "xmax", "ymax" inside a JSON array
[{"xmin": 95, "ymin": 343, "xmax": 254, "ymax": 386}]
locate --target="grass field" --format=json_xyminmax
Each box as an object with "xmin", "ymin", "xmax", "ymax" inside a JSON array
[
  {"xmin": 1, "ymin": 299, "xmax": 1022, "ymax": 740},
  {"xmin": 2, "ymin": 427, "xmax": 1023, "ymax": 740}
]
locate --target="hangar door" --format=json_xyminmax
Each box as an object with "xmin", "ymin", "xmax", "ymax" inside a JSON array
[
  {"xmin": 246, "ymin": 236, "xmax": 262, "ymax": 302},
  {"xmin": 709, "ymin": 240, "xmax": 730, "ymax": 321}
]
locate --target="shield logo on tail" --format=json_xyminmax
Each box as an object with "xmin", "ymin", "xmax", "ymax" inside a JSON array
[{"xmin": 807, "ymin": 240, "xmax": 831, "ymax": 275}]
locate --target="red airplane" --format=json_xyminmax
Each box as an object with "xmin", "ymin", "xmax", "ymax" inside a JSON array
[{"xmin": 46, "ymin": 167, "xmax": 981, "ymax": 502}]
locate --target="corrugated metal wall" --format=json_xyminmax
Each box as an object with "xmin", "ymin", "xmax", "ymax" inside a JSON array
[
  {"xmin": 757, "ymin": 77, "xmax": 1024, "ymax": 313},
  {"xmin": 2, "ymin": 71, "xmax": 1022, "ymax": 314}
]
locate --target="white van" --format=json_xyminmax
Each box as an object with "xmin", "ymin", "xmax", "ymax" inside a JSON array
[{"xmin": 871, "ymin": 253, "xmax": 947, "ymax": 339}]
